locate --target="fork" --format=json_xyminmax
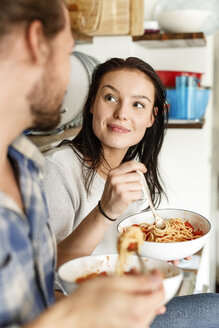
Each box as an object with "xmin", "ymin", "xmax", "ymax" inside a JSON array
[
  {"xmin": 138, "ymin": 171, "xmax": 166, "ymax": 230},
  {"xmin": 134, "ymin": 250, "xmax": 149, "ymax": 275}
]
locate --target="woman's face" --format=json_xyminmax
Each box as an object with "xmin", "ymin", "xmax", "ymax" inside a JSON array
[{"xmin": 90, "ymin": 69, "xmax": 156, "ymax": 153}]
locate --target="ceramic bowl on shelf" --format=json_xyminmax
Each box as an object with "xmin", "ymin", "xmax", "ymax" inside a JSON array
[
  {"xmin": 58, "ymin": 254, "xmax": 183, "ymax": 304},
  {"xmin": 117, "ymin": 209, "xmax": 211, "ymax": 261},
  {"xmin": 157, "ymin": 9, "xmax": 211, "ymax": 33}
]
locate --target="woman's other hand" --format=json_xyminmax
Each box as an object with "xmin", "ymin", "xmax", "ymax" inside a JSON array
[{"xmin": 170, "ymin": 256, "xmax": 192, "ymax": 266}]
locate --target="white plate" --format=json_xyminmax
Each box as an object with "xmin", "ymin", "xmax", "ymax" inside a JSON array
[
  {"xmin": 58, "ymin": 254, "xmax": 183, "ymax": 304},
  {"xmin": 29, "ymin": 52, "xmax": 99, "ymax": 135}
]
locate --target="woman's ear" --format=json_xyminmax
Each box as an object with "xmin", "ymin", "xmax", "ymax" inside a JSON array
[
  {"xmin": 153, "ymin": 106, "xmax": 158, "ymax": 116},
  {"xmin": 147, "ymin": 107, "xmax": 158, "ymax": 127},
  {"xmin": 90, "ymin": 106, "xmax": 93, "ymax": 114}
]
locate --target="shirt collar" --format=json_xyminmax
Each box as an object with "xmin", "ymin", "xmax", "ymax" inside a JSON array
[{"xmin": 11, "ymin": 134, "xmax": 45, "ymax": 171}]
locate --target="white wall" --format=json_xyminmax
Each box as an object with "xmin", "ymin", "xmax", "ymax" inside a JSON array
[{"xmin": 75, "ymin": 36, "xmax": 133, "ymax": 62}]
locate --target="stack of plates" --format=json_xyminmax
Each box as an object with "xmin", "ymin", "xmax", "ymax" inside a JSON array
[{"xmin": 28, "ymin": 51, "xmax": 99, "ymax": 136}]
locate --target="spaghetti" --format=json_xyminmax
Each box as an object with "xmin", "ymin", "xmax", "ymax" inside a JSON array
[
  {"xmin": 75, "ymin": 268, "xmax": 138, "ymax": 284},
  {"xmin": 116, "ymin": 226, "xmax": 144, "ymax": 275},
  {"xmin": 74, "ymin": 227, "xmax": 144, "ymax": 283},
  {"xmin": 132, "ymin": 218, "xmax": 203, "ymax": 243}
]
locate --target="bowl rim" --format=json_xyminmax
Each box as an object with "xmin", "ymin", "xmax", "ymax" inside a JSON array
[
  {"xmin": 117, "ymin": 208, "xmax": 211, "ymax": 245},
  {"xmin": 157, "ymin": 9, "xmax": 211, "ymax": 16},
  {"xmin": 167, "ymin": 86, "xmax": 210, "ymax": 90},
  {"xmin": 58, "ymin": 253, "xmax": 183, "ymax": 283},
  {"xmin": 156, "ymin": 70, "xmax": 204, "ymax": 75}
]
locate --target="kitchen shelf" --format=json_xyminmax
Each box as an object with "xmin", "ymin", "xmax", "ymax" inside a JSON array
[
  {"xmin": 167, "ymin": 119, "xmax": 205, "ymax": 129},
  {"xmin": 132, "ymin": 32, "xmax": 206, "ymax": 48},
  {"xmin": 29, "ymin": 119, "xmax": 205, "ymax": 153}
]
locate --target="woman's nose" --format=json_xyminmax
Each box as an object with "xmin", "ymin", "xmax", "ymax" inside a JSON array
[{"xmin": 113, "ymin": 103, "xmax": 129, "ymax": 120}]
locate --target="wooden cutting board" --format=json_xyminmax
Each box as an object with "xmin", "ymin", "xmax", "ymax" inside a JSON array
[
  {"xmin": 91, "ymin": 0, "xmax": 130, "ymax": 36},
  {"xmin": 67, "ymin": 0, "xmax": 101, "ymax": 34},
  {"xmin": 67, "ymin": 0, "xmax": 144, "ymax": 36},
  {"xmin": 130, "ymin": 0, "xmax": 144, "ymax": 36}
]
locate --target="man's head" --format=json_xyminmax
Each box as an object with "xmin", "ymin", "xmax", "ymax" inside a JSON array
[{"xmin": 0, "ymin": 0, "xmax": 74, "ymax": 131}]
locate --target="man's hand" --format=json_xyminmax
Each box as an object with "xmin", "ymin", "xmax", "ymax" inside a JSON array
[{"xmin": 63, "ymin": 271, "xmax": 165, "ymax": 328}]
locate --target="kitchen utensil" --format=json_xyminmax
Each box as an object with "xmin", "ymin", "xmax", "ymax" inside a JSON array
[
  {"xmin": 68, "ymin": 0, "xmax": 130, "ymax": 36},
  {"xmin": 157, "ymin": 9, "xmax": 211, "ymax": 33},
  {"xmin": 54, "ymin": 274, "xmax": 68, "ymax": 295},
  {"xmin": 134, "ymin": 250, "xmax": 148, "ymax": 274},
  {"xmin": 138, "ymin": 171, "xmax": 166, "ymax": 229},
  {"xmin": 156, "ymin": 70, "xmax": 203, "ymax": 88},
  {"xmin": 58, "ymin": 254, "xmax": 183, "ymax": 304},
  {"xmin": 117, "ymin": 209, "xmax": 211, "ymax": 261},
  {"xmin": 152, "ymin": 0, "xmax": 218, "ymax": 35},
  {"xmin": 67, "ymin": 0, "xmax": 101, "ymax": 34},
  {"xmin": 96, "ymin": 0, "xmax": 130, "ymax": 35},
  {"xmin": 176, "ymin": 75, "xmax": 187, "ymax": 119},
  {"xmin": 29, "ymin": 51, "xmax": 99, "ymax": 136},
  {"xmin": 175, "ymin": 75, "xmax": 198, "ymax": 120},
  {"xmin": 166, "ymin": 86, "xmax": 210, "ymax": 120},
  {"xmin": 130, "ymin": 0, "xmax": 144, "ymax": 36}
]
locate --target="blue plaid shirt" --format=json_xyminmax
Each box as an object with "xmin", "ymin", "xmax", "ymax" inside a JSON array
[{"xmin": 0, "ymin": 135, "xmax": 56, "ymax": 327}]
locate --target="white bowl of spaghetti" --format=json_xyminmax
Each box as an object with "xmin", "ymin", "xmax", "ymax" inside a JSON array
[
  {"xmin": 117, "ymin": 209, "xmax": 211, "ymax": 261},
  {"xmin": 58, "ymin": 254, "xmax": 183, "ymax": 304}
]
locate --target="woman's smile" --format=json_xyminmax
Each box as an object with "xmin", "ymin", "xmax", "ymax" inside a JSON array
[{"xmin": 107, "ymin": 123, "xmax": 131, "ymax": 133}]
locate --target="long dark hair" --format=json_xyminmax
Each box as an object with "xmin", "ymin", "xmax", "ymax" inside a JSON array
[{"xmin": 60, "ymin": 57, "xmax": 168, "ymax": 207}]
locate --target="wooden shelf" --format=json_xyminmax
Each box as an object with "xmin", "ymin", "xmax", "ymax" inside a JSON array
[
  {"xmin": 29, "ymin": 119, "xmax": 205, "ymax": 153},
  {"xmin": 167, "ymin": 119, "xmax": 205, "ymax": 129},
  {"xmin": 132, "ymin": 32, "xmax": 206, "ymax": 48}
]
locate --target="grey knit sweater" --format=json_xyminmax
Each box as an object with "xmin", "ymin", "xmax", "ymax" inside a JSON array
[{"xmin": 43, "ymin": 146, "xmax": 148, "ymax": 255}]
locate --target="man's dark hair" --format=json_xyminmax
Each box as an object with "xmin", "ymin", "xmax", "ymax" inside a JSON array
[{"xmin": 0, "ymin": 0, "xmax": 66, "ymax": 41}]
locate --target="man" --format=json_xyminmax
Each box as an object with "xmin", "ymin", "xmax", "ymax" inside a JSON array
[{"xmin": 0, "ymin": 1, "xmax": 165, "ymax": 327}]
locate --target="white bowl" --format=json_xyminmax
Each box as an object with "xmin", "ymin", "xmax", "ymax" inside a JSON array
[
  {"xmin": 117, "ymin": 209, "xmax": 211, "ymax": 261},
  {"xmin": 157, "ymin": 9, "xmax": 211, "ymax": 33},
  {"xmin": 58, "ymin": 254, "xmax": 183, "ymax": 304}
]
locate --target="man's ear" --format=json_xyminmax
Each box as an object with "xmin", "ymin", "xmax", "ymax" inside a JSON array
[
  {"xmin": 147, "ymin": 107, "xmax": 158, "ymax": 127},
  {"xmin": 26, "ymin": 20, "xmax": 50, "ymax": 64}
]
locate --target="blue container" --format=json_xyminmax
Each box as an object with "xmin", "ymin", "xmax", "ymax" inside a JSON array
[{"xmin": 166, "ymin": 87, "xmax": 210, "ymax": 120}]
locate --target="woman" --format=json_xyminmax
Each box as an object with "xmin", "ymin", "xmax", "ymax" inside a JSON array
[{"xmin": 43, "ymin": 57, "xmax": 168, "ymax": 265}]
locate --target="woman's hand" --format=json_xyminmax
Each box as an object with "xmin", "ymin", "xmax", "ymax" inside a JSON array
[
  {"xmin": 170, "ymin": 256, "xmax": 192, "ymax": 266},
  {"xmin": 100, "ymin": 161, "xmax": 146, "ymax": 220}
]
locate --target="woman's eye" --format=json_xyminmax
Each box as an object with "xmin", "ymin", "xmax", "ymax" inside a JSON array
[
  {"xmin": 104, "ymin": 94, "xmax": 117, "ymax": 103},
  {"xmin": 133, "ymin": 102, "xmax": 145, "ymax": 109}
]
